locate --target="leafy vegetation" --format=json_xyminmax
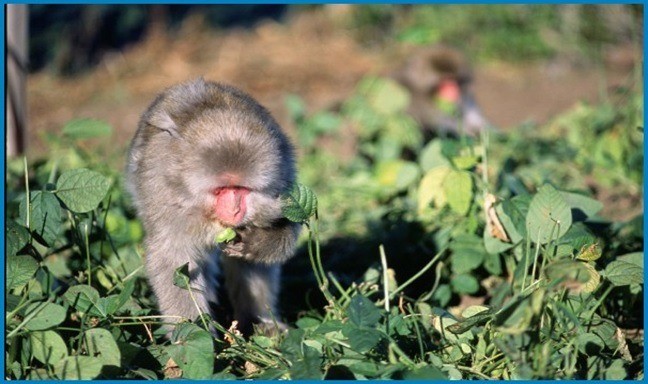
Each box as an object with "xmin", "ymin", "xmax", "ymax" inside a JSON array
[{"xmin": 6, "ymin": 64, "xmax": 643, "ymax": 378}]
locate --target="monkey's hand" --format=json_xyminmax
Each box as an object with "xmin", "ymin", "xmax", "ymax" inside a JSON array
[{"xmin": 225, "ymin": 219, "xmax": 301, "ymax": 264}]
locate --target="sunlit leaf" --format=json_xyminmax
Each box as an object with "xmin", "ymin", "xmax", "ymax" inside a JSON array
[
  {"xmin": 55, "ymin": 168, "xmax": 112, "ymax": 213},
  {"xmin": 30, "ymin": 331, "xmax": 69, "ymax": 366},
  {"xmin": 526, "ymin": 184, "xmax": 572, "ymax": 244}
]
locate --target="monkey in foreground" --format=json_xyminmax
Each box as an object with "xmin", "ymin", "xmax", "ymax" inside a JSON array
[
  {"xmin": 126, "ymin": 78, "xmax": 301, "ymax": 335},
  {"xmin": 394, "ymin": 45, "xmax": 491, "ymax": 138}
]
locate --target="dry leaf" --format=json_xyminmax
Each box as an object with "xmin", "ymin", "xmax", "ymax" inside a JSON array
[
  {"xmin": 484, "ymin": 193, "xmax": 510, "ymax": 242},
  {"xmin": 224, "ymin": 320, "xmax": 243, "ymax": 345},
  {"xmin": 164, "ymin": 357, "xmax": 182, "ymax": 379}
]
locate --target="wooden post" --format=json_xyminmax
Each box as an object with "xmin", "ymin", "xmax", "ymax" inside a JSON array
[{"xmin": 6, "ymin": 4, "xmax": 28, "ymax": 157}]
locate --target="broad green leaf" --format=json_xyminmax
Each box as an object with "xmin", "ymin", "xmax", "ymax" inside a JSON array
[
  {"xmin": 84, "ymin": 328, "xmax": 121, "ymax": 366},
  {"xmin": 616, "ymin": 252, "xmax": 643, "ymax": 269},
  {"xmin": 30, "ymin": 331, "xmax": 69, "ymax": 366},
  {"xmin": 419, "ymin": 139, "xmax": 450, "ymax": 171},
  {"xmin": 63, "ymin": 285, "xmax": 101, "ymax": 315},
  {"xmin": 604, "ymin": 260, "xmax": 643, "ymax": 286},
  {"xmin": 54, "ymin": 356, "xmax": 104, "ymax": 379},
  {"xmin": 561, "ymin": 191, "xmax": 603, "ymax": 218},
  {"xmin": 281, "ymin": 183, "xmax": 318, "ymax": 223},
  {"xmin": 452, "ymin": 155, "xmax": 479, "ymax": 170},
  {"xmin": 62, "ymin": 118, "xmax": 113, "ymax": 140},
  {"xmin": 166, "ymin": 323, "xmax": 215, "ymax": 379},
  {"xmin": 443, "ymin": 170, "xmax": 473, "ymax": 215},
  {"xmin": 7, "ymin": 255, "xmax": 39, "ymax": 290},
  {"xmin": 347, "ymin": 295, "xmax": 382, "ymax": 328},
  {"xmin": 604, "ymin": 359, "xmax": 627, "ymax": 380},
  {"xmin": 24, "ymin": 303, "xmax": 67, "ymax": 331},
  {"xmin": 545, "ymin": 259, "xmax": 591, "ymax": 285},
  {"xmin": 450, "ymin": 234, "xmax": 486, "ymax": 274},
  {"xmin": 215, "ymin": 228, "xmax": 236, "ymax": 244},
  {"xmin": 342, "ymin": 324, "xmax": 383, "ymax": 353},
  {"xmin": 55, "ymin": 168, "xmax": 112, "ymax": 213},
  {"xmin": 401, "ymin": 366, "xmax": 447, "ymax": 379},
  {"xmin": 450, "ymin": 274, "xmax": 479, "ymax": 294},
  {"xmin": 366, "ymin": 78, "xmax": 410, "ymax": 115},
  {"xmin": 375, "ymin": 160, "xmax": 420, "ymax": 191},
  {"xmin": 497, "ymin": 201, "xmax": 525, "ymax": 243},
  {"xmin": 19, "ymin": 191, "xmax": 62, "ymax": 246},
  {"xmin": 288, "ymin": 345, "xmax": 323, "ymax": 379},
  {"xmin": 526, "ymin": 184, "xmax": 572, "ymax": 244},
  {"xmin": 6, "ymin": 220, "xmax": 30, "ymax": 257},
  {"xmin": 417, "ymin": 166, "xmax": 451, "ymax": 212},
  {"xmin": 576, "ymin": 332, "xmax": 605, "ymax": 355},
  {"xmin": 173, "ymin": 263, "xmax": 191, "ymax": 290}
]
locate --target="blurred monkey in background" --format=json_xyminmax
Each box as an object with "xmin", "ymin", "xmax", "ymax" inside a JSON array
[{"xmin": 394, "ymin": 45, "xmax": 492, "ymax": 138}]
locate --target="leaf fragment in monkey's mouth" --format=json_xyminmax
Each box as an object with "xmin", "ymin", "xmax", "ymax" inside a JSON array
[{"xmin": 215, "ymin": 227, "xmax": 236, "ymax": 244}]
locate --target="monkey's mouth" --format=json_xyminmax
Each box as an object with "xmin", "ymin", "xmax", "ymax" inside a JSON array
[{"xmin": 212, "ymin": 186, "xmax": 250, "ymax": 227}]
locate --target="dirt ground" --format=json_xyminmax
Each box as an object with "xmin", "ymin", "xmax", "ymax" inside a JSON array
[{"xmin": 26, "ymin": 10, "xmax": 639, "ymax": 153}]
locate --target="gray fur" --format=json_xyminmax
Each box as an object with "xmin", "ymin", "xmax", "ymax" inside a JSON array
[{"xmin": 126, "ymin": 78, "xmax": 301, "ymax": 335}]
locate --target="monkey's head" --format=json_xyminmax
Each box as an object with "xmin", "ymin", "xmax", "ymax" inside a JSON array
[{"xmin": 133, "ymin": 79, "xmax": 295, "ymax": 230}]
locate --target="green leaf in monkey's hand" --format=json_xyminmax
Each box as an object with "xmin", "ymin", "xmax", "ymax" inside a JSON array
[{"xmin": 281, "ymin": 183, "xmax": 318, "ymax": 223}]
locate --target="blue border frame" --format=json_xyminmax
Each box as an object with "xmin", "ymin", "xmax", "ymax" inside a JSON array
[{"xmin": 1, "ymin": 3, "xmax": 646, "ymax": 383}]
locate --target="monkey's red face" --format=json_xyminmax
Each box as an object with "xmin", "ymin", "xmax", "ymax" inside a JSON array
[
  {"xmin": 213, "ymin": 186, "xmax": 250, "ymax": 227},
  {"xmin": 437, "ymin": 79, "xmax": 461, "ymax": 103}
]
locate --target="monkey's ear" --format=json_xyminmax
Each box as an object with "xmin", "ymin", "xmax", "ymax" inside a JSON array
[{"xmin": 148, "ymin": 110, "xmax": 181, "ymax": 139}]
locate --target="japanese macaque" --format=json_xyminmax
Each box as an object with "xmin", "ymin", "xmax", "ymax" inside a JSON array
[
  {"xmin": 394, "ymin": 45, "xmax": 491, "ymax": 137},
  {"xmin": 126, "ymin": 78, "xmax": 301, "ymax": 336}
]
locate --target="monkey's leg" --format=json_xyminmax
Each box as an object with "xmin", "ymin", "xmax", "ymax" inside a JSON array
[
  {"xmin": 220, "ymin": 256, "xmax": 285, "ymax": 335},
  {"xmin": 145, "ymin": 244, "xmax": 214, "ymax": 327}
]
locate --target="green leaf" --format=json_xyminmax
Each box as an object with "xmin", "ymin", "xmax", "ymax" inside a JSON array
[
  {"xmin": 342, "ymin": 324, "xmax": 383, "ymax": 353},
  {"xmin": 576, "ymin": 332, "xmax": 605, "ymax": 355},
  {"xmin": 54, "ymin": 356, "xmax": 104, "ymax": 379},
  {"xmin": 215, "ymin": 228, "xmax": 236, "ymax": 244},
  {"xmin": 6, "ymin": 220, "xmax": 30, "ymax": 257},
  {"xmin": 561, "ymin": 191, "xmax": 603, "ymax": 218},
  {"xmin": 281, "ymin": 183, "xmax": 318, "ymax": 223},
  {"xmin": 24, "ymin": 303, "xmax": 67, "ymax": 331},
  {"xmin": 84, "ymin": 328, "xmax": 121, "ymax": 367},
  {"xmin": 401, "ymin": 366, "xmax": 447, "ymax": 379},
  {"xmin": 417, "ymin": 166, "xmax": 451, "ymax": 212},
  {"xmin": 443, "ymin": 169, "xmax": 473, "ymax": 215},
  {"xmin": 499, "ymin": 199, "xmax": 526, "ymax": 241},
  {"xmin": 375, "ymin": 160, "xmax": 420, "ymax": 190},
  {"xmin": 347, "ymin": 295, "xmax": 382, "ymax": 328},
  {"xmin": 450, "ymin": 234, "xmax": 486, "ymax": 274},
  {"xmin": 173, "ymin": 263, "xmax": 191, "ymax": 290},
  {"xmin": 526, "ymin": 184, "xmax": 572, "ymax": 244},
  {"xmin": 450, "ymin": 274, "xmax": 479, "ymax": 294},
  {"xmin": 62, "ymin": 118, "xmax": 113, "ymax": 140},
  {"xmin": 289, "ymin": 345, "xmax": 323, "ymax": 379},
  {"xmin": 166, "ymin": 323, "xmax": 215, "ymax": 379},
  {"xmin": 419, "ymin": 139, "xmax": 451, "ymax": 172},
  {"xmin": 616, "ymin": 252, "xmax": 643, "ymax": 269},
  {"xmin": 30, "ymin": 331, "xmax": 69, "ymax": 366},
  {"xmin": 604, "ymin": 260, "xmax": 643, "ymax": 286},
  {"xmin": 366, "ymin": 78, "xmax": 410, "ymax": 115},
  {"xmin": 63, "ymin": 285, "xmax": 101, "ymax": 315},
  {"xmin": 7, "ymin": 255, "xmax": 39, "ymax": 290},
  {"xmin": 19, "ymin": 191, "xmax": 62, "ymax": 246},
  {"xmin": 55, "ymin": 168, "xmax": 112, "ymax": 213}
]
